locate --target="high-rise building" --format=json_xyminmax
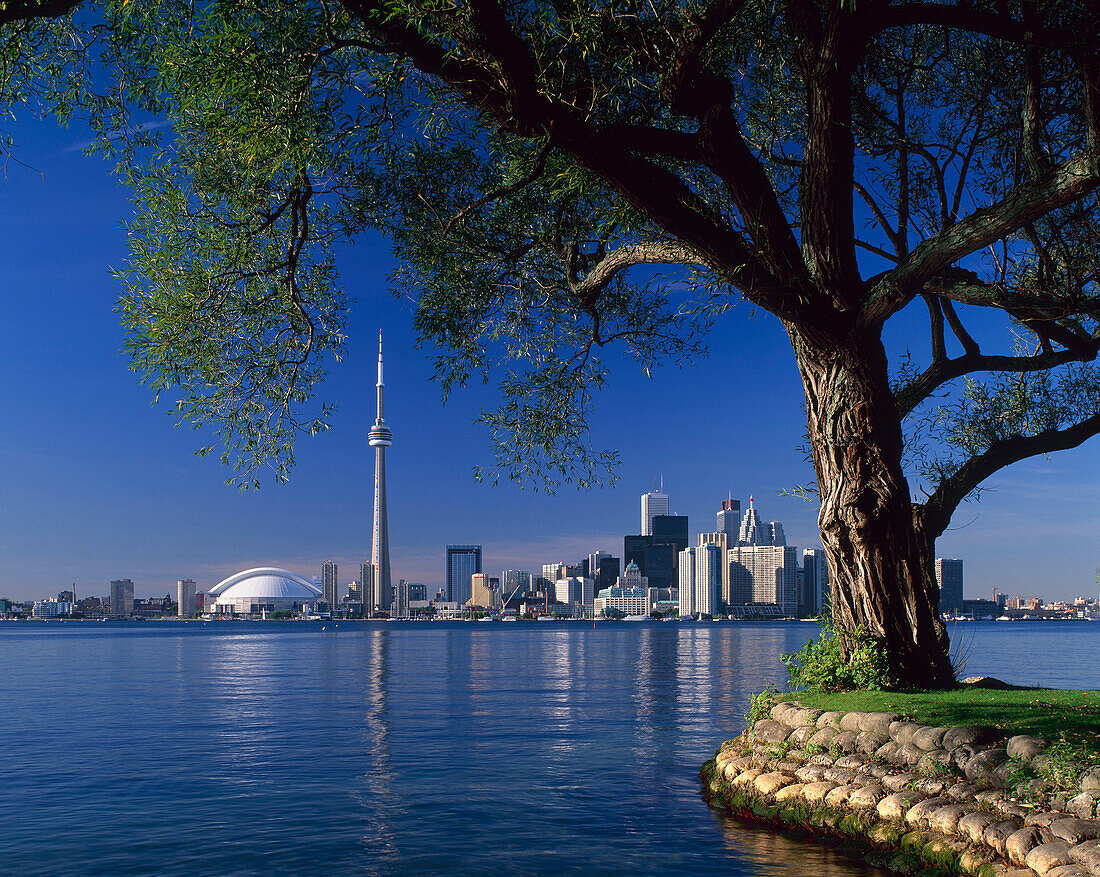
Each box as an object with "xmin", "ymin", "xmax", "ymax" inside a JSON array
[
  {"xmin": 768, "ymin": 521, "xmax": 786, "ymax": 547},
  {"xmin": 177, "ymin": 579, "xmax": 197, "ymax": 618},
  {"xmin": 586, "ymin": 551, "xmax": 610, "ymax": 580},
  {"xmin": 110, "ymin": 579, "xmax": 134, "ymax": 618},
  {"xmin": 591, "ymin": 556, "xmax": 620, "ymax": 594},
  {"xmin": 641, "ymin": 480, "xmax": 669, "ymax": 536},
  {"xmin": 469, "ymin": 573, "xmax": 496, "ymax": 608},
  {"xmin": 716, "ymin": 497, "xmax": 741, "ymax": 536},
  {"xmin": 322, "ymin": 561, "xmax": 338, "ymax": 607},
  {"xmin": 348, "ymin": 578, "xmax": 363, "ymax": 602},
  {"xmin": 501, "ymin": 569, "xmax": 531, "ymax": 599},
  {"xmin": 678, "ymin": 545, "xmax": 721, "ymax": 617},
  {"xmin": 395, "ymin": 579, "xmax": 410, "ymax": 618},
  {"xmin": 727, "ymin": 545, "xmax": 799, "ymax": 615},
  {"xmin": 651, "ymin": 515, "xmax": 689, "ymax": 556},
  {"xmin": 554, "ymin": 576, "xmax": 594, "ymax": 614},
  {"xmin": 447, "ymin": 545, "xmax": 482, "ymax": 605},
  {"xmin": 802, "ymin": 549, "xmax": 830, "ymax": 617},
  {"xmin": 643, "ymin": 543, "xmax": 677, "ymax": 589},
  {"xmin": 698, "ymin": 532, "xmax": 730, "ymax": 605},
  {"xmin": 736, "ymin": 497, "xmax": 785, "ymax": 547},
  {"xmin": 369, "ymin": 331, "xmax": 394, "ymax": 616},
  {"xmin": 935, "ymin": 558, "xmax": 964, "ymax": 615},
  {"xmin": 623, "ymin": 535, "xmax": 650, "ymax": 574}
]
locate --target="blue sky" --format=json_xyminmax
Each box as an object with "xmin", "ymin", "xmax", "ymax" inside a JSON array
[{"xmin": 1, "ymin": 115, "xmax": 1097, "ymax": 603}]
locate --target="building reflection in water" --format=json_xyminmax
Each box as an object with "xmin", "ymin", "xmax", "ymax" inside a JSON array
[{"xmin": 359, "ymin": 627, "xmax": 401, "ymax": 866}]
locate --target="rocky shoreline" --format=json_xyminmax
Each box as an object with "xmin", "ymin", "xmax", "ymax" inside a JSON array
[{"xmin": 701, "ymin": 699, "xmax": 1100, "ymax": 876}]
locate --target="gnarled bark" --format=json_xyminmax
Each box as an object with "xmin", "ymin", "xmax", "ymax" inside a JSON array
[{"xmin": 791, "ymin": 324, "xmax": 955, "ymax": 690}]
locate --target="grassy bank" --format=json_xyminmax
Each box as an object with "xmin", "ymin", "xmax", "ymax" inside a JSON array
[{"xmin": 785, "ymin": 688, "xmax": 1100, "ymax": 754}]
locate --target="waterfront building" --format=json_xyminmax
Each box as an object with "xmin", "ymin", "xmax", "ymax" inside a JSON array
[
  {"xmin": 727, "ymin": 545, "xmax": 799, "ymax": 615},
  {"xmin": 209, "ymin": 568, "xmax": 322, "ymax": 615},
  {"xmin": 651, "ymin": 514, "xmax": 689, "ymax": 567},
  {"xmin": 698, "ymin": 532, "xmax": 730, "ymax": 606},
  {"xmin": 594, "ymin": 585, "xmax": 648, "ymax": 617},
  {"xmin": 716, "ymin": 497, "xmax": 741, "ymax": 537},
  {"xmin": 109, "ymin": 579, "xmax": 134, "ymax": 618},
  {"xmin": 32, "ymin": 599, "xmax": 72, "ymax": 618},
  {"xmin": 643, "ymin": 542, "xmax": 676, "ymax": 589},
  {"xmin": 641, "ymin": 481, "xmax": 669, "ymax": 535},
  {"xmin": 554, "ymin": 576, "xmax": 594, "ymax": 615},
  {"xmin": 348, "ymin": 578, "xmax": 363, "ymax": 602},
  {"xmin": 501, "ymin": 569, "xmax": 531, "ymax": 599},
  {"xmin": 177, "ymin": 579, "xmax": 197, "ymax": 618},
  {"xmin": 469, "ymin": 573, "xmax": 496, "ymax": 609},
  {"xmin": 591, "ymin": 555, "xmax": 620, "ymax": 594},
  {"xmin": 395, "ymin": 579, "xmax": 410, "ymax": 618},
  {"xmin": 801, "ymin": 549, "xmax": 830, "ymax": 617},
  {"xmin": 615, "ymin": 559, "xmax": 649, "ymax": 590},
  {"xmin": 678, "ymin": 545, "xmax": 721, "ymax": 616},
  {"xmin": 322, "ymin": 561, "xmax": 339, "ymax": 608},
  {"xmin": 935, "ymin": 558, "xmax": 964, "ymax": 615},
  {"xmin": 369, "ymin": 331, "xmax": 394, "ymax": 616},
  {"xmin": 623, "ymin": 535, "xmax": 650, "ymax": 574},
  {"xmin": 447, "ymin": 545, "xmax": 482, "ymax": 606}
]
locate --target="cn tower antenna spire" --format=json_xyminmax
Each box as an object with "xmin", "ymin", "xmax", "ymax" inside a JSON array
[{"xmin": 368, "ymin": 329, "xmax": 393, "ymax": 617}]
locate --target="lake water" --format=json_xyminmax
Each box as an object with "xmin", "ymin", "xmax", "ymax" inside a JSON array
[{"xmin": 1, "ymin": 620, "xmax": 1096, "ymax": 876}]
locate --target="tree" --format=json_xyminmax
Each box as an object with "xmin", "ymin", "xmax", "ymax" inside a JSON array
[{"xmin": 108, "ymin": 0, "xmax": 1100, "ymax": 688}]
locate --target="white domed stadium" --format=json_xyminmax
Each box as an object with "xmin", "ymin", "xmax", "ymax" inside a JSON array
[{"xmin": 209, "ymin": 567, "xmax": 322, "ymax": 616}]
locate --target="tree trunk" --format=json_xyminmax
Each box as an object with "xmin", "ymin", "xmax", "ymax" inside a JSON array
[{"xmin": 791, "ymin": 324, "xmax": 955, "ymax": 690}]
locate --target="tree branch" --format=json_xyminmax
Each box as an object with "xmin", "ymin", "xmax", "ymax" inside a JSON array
[{"xmin": 920, "ymin": 410, "xmax": 1100, "ymax": 539}]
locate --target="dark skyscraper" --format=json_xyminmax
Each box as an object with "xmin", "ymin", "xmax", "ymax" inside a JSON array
[
  {"xmin": 624, "ymin": 535, "xmax": 650, "ymax": 574},
  {"xmin": 643, "ymin": 543, "xmax": 677, "ymax": 589},
  {"xmin": 446, "ymin": 545, "xmax": 482, "ymax": 605},
  {"xmin": 651, "ymin": 515, "xmax": 689, "ymax": 556}
]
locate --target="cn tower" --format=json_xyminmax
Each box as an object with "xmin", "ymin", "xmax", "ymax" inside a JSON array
[{"xmin": 368, "ymin": 331, "xmax": 393, "ymax": 615}]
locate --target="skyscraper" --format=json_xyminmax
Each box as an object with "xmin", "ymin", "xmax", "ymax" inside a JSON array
[
  {"xmin": 110, "ymin": 579, "xmax": 134, "ymax": 618},
  {"xmin": 640, "ymin": 480, "xmax": 669, "ymax": 536},
  {"xmin": 177, "ymin": 579, "xmax": 197, "ymax": 618},
  {"xmin": 935, "ymin": 558, "xmax": 964, "ymax": 615},
  {"xmin": 322, "ymin": 561, "xmax": 338, "ymax": 607},
  {"xmin": 369, "ymin": 331, "xmax": 394, "ymax": 616},
  {"xmin": 802, "ymin": 549, "xmax": 830, "ymax": 617},
  {"xmin": 716, "ymin": 497, "xmax": 741, "ymax": 536},
  {"xmin": 447, "ymin": 545, "xmax": 482, "ymax": 605}
]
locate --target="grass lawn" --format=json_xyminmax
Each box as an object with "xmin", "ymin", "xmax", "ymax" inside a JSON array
[{"xmin": 786, "ymin": 688, "xmax": 1100, "ymax": 753}]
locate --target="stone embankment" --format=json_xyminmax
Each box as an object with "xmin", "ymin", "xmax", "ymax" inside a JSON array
[{"xmin": 702, "ymin": 700, "xmax": 1100, "ymax": 876}]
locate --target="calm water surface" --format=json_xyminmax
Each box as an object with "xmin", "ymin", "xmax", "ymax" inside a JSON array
[{"xmin": 1, "ymin": 620, "xmax": 1096, "ymax": 876}]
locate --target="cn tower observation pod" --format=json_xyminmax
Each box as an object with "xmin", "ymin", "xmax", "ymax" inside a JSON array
[{"xmin": 209, "ymin": 567, "xmax": 323, "ymax": 615}]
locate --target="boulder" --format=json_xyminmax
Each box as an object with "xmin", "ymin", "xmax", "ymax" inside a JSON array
[
  {"xmin": 840, "ymin": 711, "xmax": 866, "ymax": 733},
  {"xmin": 1006, "ymin": 825, "xmax": 1054, "ymax": 866},
  {"xmin": 950, "ymin": 742, "xmax": 982, "ymax": 771},
  {"xmin": 960, "ymin": 675, "xmax": 1013, "ymax": 688},
  {"xmin": 1044, "ymin": 865, "xmax": 1090, "ymax": 877},
  {"xmin": 1029, "ymin": 812, "xmax": 1071, "ymax": 828},
  {"xmin": 859, "ymin": 711, "xmax": 900, "ymax": 736},
  {"xmin": 751, "ymin": 720, "xmax": 791, "ymax": 744},
  {"xmin": 867, "ymin": 763, "xmax": 894, "ymax": 779},
  {"xmin": 988, "ymin": 761, "xmax": 1021, "ymax": 790},
  {"xmin": 928, "ymin": 803, "xmax": 972, "ymax": 836},
  {"xmin": 983, "ymin": 818, "xmax": 1024, "ymax": 856},
  {"xmin": 857, "ymin": 731, "xmax": 890, "ymax": 755},
  {"xmin": 1080, "ymin": 768, "xmax": 1100, "ymax": 794},
  {"xmin": 792, "ymin": 707, "xmax": 825, "ymax": 728},
  {"xmin": 824, "ymin": 767, "xmax": 858, "ymax": 784},
  {"xmin": 773, "ymin": 783, "xmax": 807, "ymax": 803},
  {"xmin": 996, "ymin": 801, "xmax": 1031, "ymax": 820},
  {"xmin": 945, "ymin": 781, "xmax": 984, "ymax": 801},
  {"xmin": 957, "ymin": 810, "xmax": 1000, "ymax": 844},
  {"xmin": 834, "ymin": 754, "xmax": 869, "ymax": 769},
  {"xmin": 754, "ymin": 771, "xmax": 793, "ymax": 796},
  {"xmin": 1068, "ymin": 793, "xmax": 1100, "ymax": 820},
  {"xmin": 848, "ymin": 783, "xmax": 886, "ymax": 809},
  {"xmin": 1025, "ymin": 841, "xmax": 1073, "ymax": 875},
  {"xmin": 795, "ymin": 764, "xmax": 828, "ymax": 783},
  {"xmin": 788, "ymin": 725, "xmax": 818, "ymax": 747},
  {"xmin": 824, "ymin": 784, "xmax": 858, "ymax": 808},
  {"xmin": 965, "ymin": 747, "xmax": 1009, "ymax": 781},
  {"xmin": 912, "ymin": 726, "xmax": 950, "ymax": 751},
  {"xmin": 833, "ymin": 731, "xmax": 860, "ymax": 754},
  {"xmin": 770, "ymin": 702, "xmax": 803, "ymax": 726},
  {"xmin": 942, "ymin": 725, "xmax": 1003, "ymax": 750},
  {"xmin": 882, "ymin": 773, "xmax": 920, "ymax": 793},
  {"xmin": 877, "ymin": 791, "xmax": 924, "ymax": 821},
  {"xmin": 913, "ymin": 777, "xmax": 950, "ymax": 797},
  {"xmin": 898, "ymin": 742, "xmax": 925, "ymax": 767},
  {"xmin": 890, "ymin": 721, "xmax": 923, "ymax": 746},
  {"xmin": 875, "ymin": 741, "xmax": 901, "ymax": 763},
  {"xmin": 816, "ymin": 710, "xmax": 844, "ymax": 730},
  {"xmin": 1067, "ymin": 841, "xmax": 1100, "ymax": 872},
  {"xmin": 801, "ymin": 781, "xmax": 836, "ymax": 804},
  {"xmin": 1050, "ymin": 820, "xmax": 1100, "ymax": 845},
  {"xmin": 1007, "ymin": 734, "xmax": 1048, "ymax": 763},
  {"xmin": 918, "ymin": 749, "xmax": 952, "ymax": 776},
  {"xmin": 808, "ymin": 727, "xmax": 838, "ymax": 748},
  {"xmin": 905, "ymin": 796, "xmax": 953, "ymax": 828}
]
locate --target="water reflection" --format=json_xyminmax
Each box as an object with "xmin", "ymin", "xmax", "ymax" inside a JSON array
[{"xmin": 717, "ymin": 816, "xmax": 893, "ymax": 876}]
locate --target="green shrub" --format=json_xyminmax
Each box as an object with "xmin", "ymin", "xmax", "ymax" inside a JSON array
[{"xmin": 782, "ymin": 614, "xmax": 893, "ymax": 691}]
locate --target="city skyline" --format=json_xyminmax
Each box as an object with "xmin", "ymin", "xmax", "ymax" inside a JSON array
[{"xmin": 2, "ymin": 115, "xmax": 1099, "ymax": 602}]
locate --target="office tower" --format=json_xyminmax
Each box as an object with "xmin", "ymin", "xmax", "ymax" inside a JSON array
[
  {"xmin": 727, "ymin": 544, "xmax": 799, "ymax": 615},
  {"xmin": 935, "ymin": 558, "xmax": 964, "ymax": 614},
  {"xmin": 623, "ymin": 535, "xmax": 650, "ymax": 574},
  {"xmin": 802, "ymin": 549, "xmax": 830, "ymax": 616},
  {"xmin": 768, "ymin": 521, "xmax": 786, "ymax": 547},
  {"xmin": 587, "ymin": 551, "xmax": 610, "ymax": 581},
  {"xmin": 698, "ymin": 532, "xmax": 730, "ymax": 605},
  {"xmin": 643, "ymin": 543, "xmax": 676, "ymax": 589},
  {"xmin": 554, "ymin": 576, "xmax": 594, "ymax": 613},
  {"xmin": 110, "ymin": 579, "xmax": 134, "ymax": 617},
  {"xmin": 470, "ymin": 573, "xmax": 496, "ymax": 608},
  {"xmin": 592, "ymin": 556, "xmax": 620, "ymax": 594},
  {"xmin": 651, "ymin": 515, "xmax": 689, "ymax": 555},
  {"xmin": 369, "ymin": 331, "xmax": 394, "ymax": 616},
  {"xmin": 501, "ymin": 569, "xmax": 531, "ymax": 599},
  {"xmin": 177, "ymin": 579, "xmax": 197, "ymax": 618},
  {"xmin": 678, "ymin": 548, "xmax": 696, "ymax": 616},
  {"xmin": 395, "ymin": 580, "xmax": 410, "ymax": 618},
  {"xmin": 322, "ymin": 561, "xmax": 338, "ymax": 607},
  {"xmin": 679, "ymin": 545, "xmax": 721, "ymax": 617},
  {"xmin": 716, "ymin": 497, "xmax": 741, "ymax": 536},
  {"xmin": 641, "ymin": 480, "xmax": 669, "ymax": 536},
  {"xmin": 348, "ymin": 578, "xmax": 363, "ymax": 602},
  {"xmin": 447, "ymin": 545, "xmax": 482, "ymax": 605},
  {"xmin": 737, "ymin": 497, "xmax": 765, "ymax": 545}
]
